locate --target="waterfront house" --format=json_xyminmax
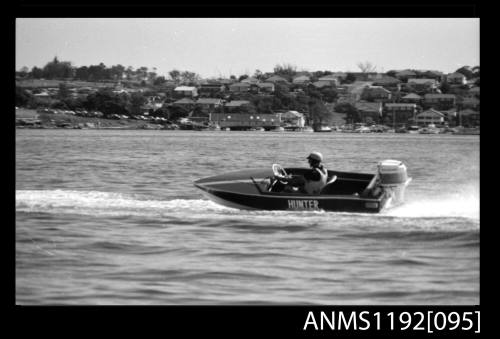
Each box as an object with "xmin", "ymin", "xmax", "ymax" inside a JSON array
[
  {"xmin": 265, "ymin": 75, "xmax": 290, "ymax": 84},
  {"xmin": 401, "ymin": 93, "xmax": 422, "ymax": 104},
  {"xmin": 256, "ymin": 82, "xmax": 275, "ymax": 93},
  {"xmin": 447, "ymin": 72, "xmax": 467, "ymax": 85},
  {"xmin": 423, "ymin": 93, "xmax": 456, "ymax": 110},
  {"xmin": 361, "ymin": 86, "xmax": 392, "ymax": 102},
  {"xmin": 355, "ymin": 101, "xmax": 383, "ymax": 123},
  {"xmin": 292, "ymin": 75, "xmax": 311, "ymax": 85},
  {"xmin": 415, "ymin": 109, "xmax": 445, "ymax": 126},
  {"xmin": 210, "ymin": 112, "xmax": 281, "ymax": 130},
  {"xmin": 384, "ymin": 103, "xmax": 418, "ymax": 126},
  {"xmin": 395, "ymin": 70, "xmax": 417, "ymax": 82},
  {"xmin": 229, "ymin": 82, "xmax": 251, "ymax": 93},
  {"xmin": 280, "ymin": 111, "xmax": 305, "ymax": 128},
  {"xmin": 174, "ymin": 86, "xmax": 198, "ymax": 97},
  {"xmin": 406, "ymin": 78, "xmax": 438, "ymax": 94}
]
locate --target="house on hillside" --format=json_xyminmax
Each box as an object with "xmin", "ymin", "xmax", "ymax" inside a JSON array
[
  {"xmin": 292, "ymin": 75, "xmax": 311, "ymax": 85},
  {"xmin": 172, "ymin": 97, "xmax": 196, "ymax": 108},
  {"xmin": 423, "ymin": 93, "xmax": 456, "ymax": 110},
  {"xmin": 395, "ymin": 70, "xmax": 417, "ymax": 82},
  {"xmin": 256, "ymin": 82, "xmax": 275, "ymax": 93},
  {"xmin": 312, "ymin": 81, "xmax": 333, "ymax": 89},
  {"xmin": 421, "ymin": 70, "xmax": 444, "ymax": 82},
  {"xmin": 372, "ymin": 76, "xmax": 401, "ymax": 91},
  {"xmin": 467, "ymin": 86, "xmax": 480, "ymax": 98},
  {"xmin": 265, "ymin": 75, "xmax": 289, "ymax": 84},
  {"xmin": 354, "ymin": 101, "xmax": 383, "ymax": 123},
  {"xmin": 195, "ymin": 98, "xmax": 223, "ymax": 114},
  {"xmin": 460, "ymin": 97, "xmax": 480, "ymax": 110},
  {"xmin": 384, "ymin": 103, "xmax": 418, "ymax": 126},
  {"xmin": 447, "ymin": 72, "xmax": 467, "ymax": 85},
  {"xmin": 223, "ymin": 100, "xmax": 251, "ymax": 112},
  {"xmin": 174, "ymin": 86, "xmax": 198, "ymax": 97},
  {"xmin": 229, "ymin": 82, "xmax": 251, "ymax": 93},
  {"xmin": 198, "ymin": 83, "xmax": 225, "ymax": 97},
  {"xmin": 317, "ymin": 75, "xmax": 340, "ymax": 87},
  {"xmin": 457, "ymin": 108, "xmax": 480, "ymax": 126},
  {"xmin": 439, "ymin": 108, "xmax": 457, "ymax": 122},
  {"xmin": 361, "ymin": 86, "xmax": 392, "ymax": 102},
  {"xmin": 241, "ymin": 77, "xmax": 260, "ymax": 85},
  {"xmin": 406, "ymin": 78, "xmax": 438, "ymax": 93},
  {"xmin": 331, "ymin": 72, "xmax": 347, "ymax": 79},
  {"xmin": 401, "ymin": 93, "xmax": 422, "ymax": 104},
  {"xmin": 143, "ymin": 96, "xmax": 164, "ymax": 110}
]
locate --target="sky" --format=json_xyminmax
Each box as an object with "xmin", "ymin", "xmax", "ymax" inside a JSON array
[{"xmin": 16, "ymin": 18, "xmax": 479, "ymax": 78}]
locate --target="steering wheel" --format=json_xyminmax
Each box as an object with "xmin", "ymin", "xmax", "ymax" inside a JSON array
[{"xmin": 272, "ymin": 164, "xmax": 288, "ymax": 179}]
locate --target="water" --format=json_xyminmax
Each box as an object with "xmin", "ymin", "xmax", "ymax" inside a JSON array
[{"xmin": 16, "ymin": 130, "xmax": 479, "ymax": 305}]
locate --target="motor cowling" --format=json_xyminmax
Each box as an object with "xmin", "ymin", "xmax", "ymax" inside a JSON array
[
  {"xmin": 377, "ymin": 160, "xmax": 410, "ymax": 206},
  {"xmin": 378, "ymin": 159, "xmax": 408, "ymax": 186}
]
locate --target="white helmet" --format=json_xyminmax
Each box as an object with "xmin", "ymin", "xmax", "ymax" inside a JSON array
[{"xmin": 307, "ymin": 151, "xmax": 323, "ymax": 162}]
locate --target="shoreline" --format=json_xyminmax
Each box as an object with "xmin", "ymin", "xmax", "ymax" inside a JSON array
[{"xmin": 15, "ymin": 109, "xmax": 480, "ymax": 134}]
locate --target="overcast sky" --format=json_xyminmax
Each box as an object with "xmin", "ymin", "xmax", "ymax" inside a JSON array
[{"xmin": 16, "ymin": 18, "xmax": 479, "ymax": 78}]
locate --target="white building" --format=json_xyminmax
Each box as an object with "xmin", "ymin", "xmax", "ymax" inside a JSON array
[{"xmin": 415, "ymin": 109, "xmax": 445, "ymax": 126}]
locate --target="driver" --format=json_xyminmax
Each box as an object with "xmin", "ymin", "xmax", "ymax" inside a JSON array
[
  {"xmin": 303, "ymin": 152, "xmax": 328, "ymax": 194},
  {"xmin": 280, "ymin": 151, "xmax": 328, "ymax": 194}
]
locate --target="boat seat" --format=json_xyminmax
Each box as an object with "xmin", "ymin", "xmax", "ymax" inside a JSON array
[
  {"xmin": 361, "ymin": 174, "xmax": 379, "ymax": 197},
  {"xmin": 319, "ymin": 175, "xmax": 337, "ymax": 194}
]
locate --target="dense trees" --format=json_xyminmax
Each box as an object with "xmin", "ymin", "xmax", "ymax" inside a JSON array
[
  {"xmin": 273, "ymin": 63, "xmax": 297, "ymax": 81},
  {"xmin": 455, "ymin": 66, "xmax": 474, "ymax": 79},
  {"xmin": 41, "ymin": 57, "xmax": 74, "ymax": 79},
  {"xmin": 334, "ymin": 102, "xmax": 362, "ymax": 123},
  {"xmin": 16, "ymin": 86, "xmax": 35, "ymax": 107},
  {"xmin": 343, "ymin": 73, "xmax": 356, "ymax": 84},
  {"xmin": 22, "ymin": 57, "xmax": 160, "ymax": 84},
  {"xmin": 58, "ymin": 83, "xmax": 70, "ymax": 100},
  {"xmin": 309, "ymin": 99, "xmax": 331, "ymax": 128}
]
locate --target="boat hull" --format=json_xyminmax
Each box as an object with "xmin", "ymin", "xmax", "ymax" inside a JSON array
[
  {"xmin": 196, "ymin": 185, "xmax": 389, "ymax": 213},
  {"xmin": 194, "ymin": 168, "xmax": 400, "ymax": 213}
]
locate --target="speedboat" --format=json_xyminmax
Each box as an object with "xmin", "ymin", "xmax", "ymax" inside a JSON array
[{"xmin": 194, "ymin": 160, "xmax": 412, "ymax": 213}]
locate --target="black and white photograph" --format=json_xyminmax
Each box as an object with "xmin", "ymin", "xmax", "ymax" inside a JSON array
[{"xmin": 16, "ymin": 17, "xmax": 479, "ymax": 307}]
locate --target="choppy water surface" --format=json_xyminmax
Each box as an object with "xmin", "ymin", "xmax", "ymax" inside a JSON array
[{"xmin": 16, "ymin": 130, "xmax": 479, "ymax": 305}]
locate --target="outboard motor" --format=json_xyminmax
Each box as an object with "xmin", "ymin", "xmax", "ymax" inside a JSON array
[{"xmin": 377, "ymin": 159, "xmax": 411, "ymax": 206}]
